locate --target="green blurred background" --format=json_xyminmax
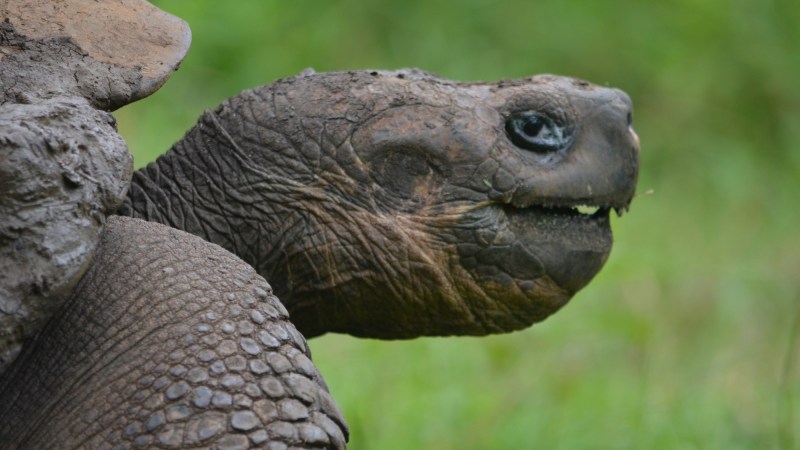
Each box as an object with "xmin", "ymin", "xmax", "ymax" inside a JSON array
[{"xmin": 116, "ymin": 1, "xmax": 799, "ymax": 448}]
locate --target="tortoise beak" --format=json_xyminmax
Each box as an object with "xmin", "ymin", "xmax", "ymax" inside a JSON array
[{"xmin": 508, "ymin": 81, "xmax": 640, "ymax": 214}]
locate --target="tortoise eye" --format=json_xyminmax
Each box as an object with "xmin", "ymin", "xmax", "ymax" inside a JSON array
[{"xmin": 505, "ymin": 112, "xmax": 570, "ymax": 153}]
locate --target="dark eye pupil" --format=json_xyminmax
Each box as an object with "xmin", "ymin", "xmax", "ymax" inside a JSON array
[{"xmin": 522, "ymin": 117, "xmax": 544, "ymax": 137}]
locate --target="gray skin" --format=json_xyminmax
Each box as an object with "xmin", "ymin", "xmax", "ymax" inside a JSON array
[
  {"xmin": 0, "ymin": 216, "xmax": 348, "ymax": 449},
  {"xmin": 119, "ymin": 69, "xmax": 639, "ymax": 339},
  {"xmin": 0, "ymin": 97, "xmax": 131, "ymax": 369},
  {"xmin": 0, "ymin": 2, "xmax": 640, "ymax": 448}
]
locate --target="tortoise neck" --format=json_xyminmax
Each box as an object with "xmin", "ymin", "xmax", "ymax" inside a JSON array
[
  {"xmin": 117, "ymin": 108, "xmax": 288, "ymax": 274},
  {"xmin": 116, "ymin": 105, "xmax": 343, "ymax": 324}
]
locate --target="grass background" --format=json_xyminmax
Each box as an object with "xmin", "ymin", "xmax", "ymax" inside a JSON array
[{"xmin": 116, "ymin": 1, "xmax": 800, "ymax": 448}]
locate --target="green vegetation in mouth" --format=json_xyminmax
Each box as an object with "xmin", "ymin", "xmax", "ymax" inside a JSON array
[{"xmin": 575, "ymin": 204, "xmax": 601, "ymax": 215}]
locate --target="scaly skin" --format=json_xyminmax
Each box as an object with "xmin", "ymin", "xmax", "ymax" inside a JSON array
[
  {"xmin": 119, "ymin": 69, "xmax": 639, "ymax": 339},
  {"xmin": 2, "ymin": 4, "xmax": 639, "ymax": 447},
  {"xmin": 0, "ymin": 216, "xmax": 348, "ymax": 449},
  {"xmin": 0, "ymin": 67, "xmax": 638, "ymax": 448}
]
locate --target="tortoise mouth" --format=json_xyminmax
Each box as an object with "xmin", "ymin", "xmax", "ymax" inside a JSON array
[
  {"xmin": 508, "ymin": 193, "xmax": 632, "ymax": 218},
  {"xmin": 524, "ymin": 203, "xmax": 612, "ymax": 220}
]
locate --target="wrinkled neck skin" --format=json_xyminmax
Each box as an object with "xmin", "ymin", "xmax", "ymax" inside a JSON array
[
  {"xmin": 119, "ymin": 70, "xmax": 639, "ymax": 339},
  {"xmin": 120, "ymin": 85, "xmax": 486, "ymax": 339}
]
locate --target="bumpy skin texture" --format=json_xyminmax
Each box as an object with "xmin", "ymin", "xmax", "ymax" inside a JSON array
[
  {"xmin": 0, "ymin": 0, "xmax": 189, "ymax": 372},
  {"xmin": 0, "ymin": 3, "xmax": 638, "ymax": 444},
  {"xmin": 0, "ymin": 97, "xmax": 132, "ymax": 372},
  {"xmin": 120, "ymin": 69, "xmax": 639, "ymax": 339},
  {"xmin": 0, "ymin": 66, "xmax": 637, "ymax": 449},
  {"xmin": 0, "ymin": 216, "xmax": 348, "ymax": 449},
  {"xmin": 2, "ymin": 2, "xmax": 358, "ymax": 448}
]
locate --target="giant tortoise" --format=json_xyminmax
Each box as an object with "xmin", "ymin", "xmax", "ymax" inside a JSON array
[{"xmin": 0, "ymin": 1, "xmax": 639, "ymax": 448}]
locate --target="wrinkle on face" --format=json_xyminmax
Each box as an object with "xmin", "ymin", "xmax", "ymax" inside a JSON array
[
  {"xmin": 126, "ymin": 70, "xmax": 637, "ymax": 339},
  {"xmin": 248, "ymin": 73, "xmax": 625, "ymax": 336}
]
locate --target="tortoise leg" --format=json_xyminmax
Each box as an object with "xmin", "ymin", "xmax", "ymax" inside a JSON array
[{"xmin": 0, "ymin": 216, "xmax": 348, "ymax": 449}]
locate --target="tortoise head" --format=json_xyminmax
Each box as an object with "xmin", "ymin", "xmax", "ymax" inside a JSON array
[
  {"xmin": 256, "ymin": 70, "xmax": 638, "ymax": 337},
  {"xmin": 126, "ymin": 69, "xmax": 639, "ymax": 339}
]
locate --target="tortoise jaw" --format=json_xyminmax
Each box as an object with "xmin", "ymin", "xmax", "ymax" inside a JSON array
[
  {"xmin": 449, "ymin": 202, "xmax": 613, "ymax": 333},
  {"xmin": 492, "ymin": 168, "xmax": 632, "ymax": 297},
  {"xmin": 503, "ymin": 203, "xmax": 613, "ymax": 295}
]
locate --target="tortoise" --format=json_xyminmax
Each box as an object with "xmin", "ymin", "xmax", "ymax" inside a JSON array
[{"xmin": 0, "ymin": 1, "xmax": 640, "ymax": 448}]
